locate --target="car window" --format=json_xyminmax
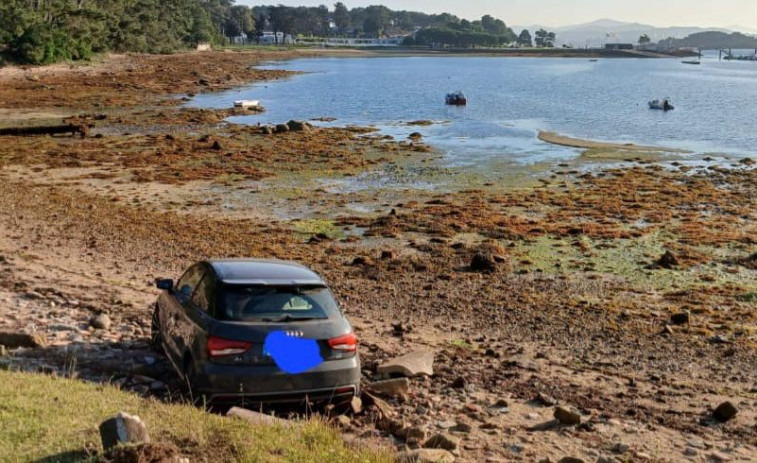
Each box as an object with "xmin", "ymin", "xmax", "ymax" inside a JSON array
[
  {"xmin": 175, "ymin": 265, "xmax": 205, "ymax": 304},
  {"xmin": 220, "ymin": 286, "xmax": 337, "ymax": 321},
  {"xmin": 192, "ymin": 272, "xmax": 216, "ymax": 314}
]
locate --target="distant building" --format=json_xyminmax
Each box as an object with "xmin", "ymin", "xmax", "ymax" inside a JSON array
[
  {"xmin": 605, "ymin": 43, "xmax": 634, "ymax": 50},
  {"xmin": 258, "ymin": 32, "xmax": 295, "ymax": 45},
  {"xmin": 321, "ymin": 36, "xmax": 406, "ymax": 47},
  {"xmin": 295, "ymin": 36, "xmax": 408, "ymax": 47}
]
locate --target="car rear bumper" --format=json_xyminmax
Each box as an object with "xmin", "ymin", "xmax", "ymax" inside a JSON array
[{"xmin": 195, "ymin": 357, "xmax": 360, "ymax": 405}]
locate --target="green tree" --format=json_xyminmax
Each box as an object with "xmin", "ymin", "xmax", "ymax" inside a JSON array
[
  {"xmin": 534, "ymin": 28, "xmax": 556, "ymax": 47},
  {"xmin": 333, "ymin": 2, "xmax": 349, "ymax": 35},
  {"xmin": 638, "ymin": 34, "xmax": 651, "ymax": 46},
  {"xmin": 363, "ymin": 5, "xmax": 390, "ymax": 37},
  {"xmin": 480, "ymin": 15, "xmax": 507, "ymax": 35},
  {"xmin": 517, "ymin": 29, "xmax": 532, "ymax": 47},
  {"xmin": 191, "ymin": 5, "xmax": 215, "ymax": 44}
]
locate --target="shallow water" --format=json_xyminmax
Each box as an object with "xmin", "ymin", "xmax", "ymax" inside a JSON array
[{"xmin": 192, "ymin": 53, "xmax": 757, "ymax": 166}]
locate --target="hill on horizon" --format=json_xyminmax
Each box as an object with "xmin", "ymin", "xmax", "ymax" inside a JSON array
[{"xmin": 512, "ymin": 18, "xmax": 750, "ymax": 47}]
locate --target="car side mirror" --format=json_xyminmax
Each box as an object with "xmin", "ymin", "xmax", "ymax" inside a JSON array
[{"xmin": 156, "ymin": 279, "xmax": 174, "ymax": 291}]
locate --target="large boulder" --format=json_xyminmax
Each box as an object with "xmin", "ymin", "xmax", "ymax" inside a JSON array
[
  {"xmin": 366, "ymin": 377, "xmax": 410, "ymax": 400},
  {"xmin": 361, "ymin": 391, "xmax": 396, "ymax": 418},
  {"xmin": 0, "ymin": 331, "xmax": 46, "ymax": 349},
  {"xmin": 99, "ymin": 411, "xmax": 151, "ymax": 451},
  {"xmin": 287, "ymin": 120, "xmax": 310, "ymax": 132},
  {"xmin": 275, "ymin": 124, "xmax": 290, "ymax": 134},
  {"xmin": 377, "ymin": 349, "xmax": 434, "ymax": 378}
]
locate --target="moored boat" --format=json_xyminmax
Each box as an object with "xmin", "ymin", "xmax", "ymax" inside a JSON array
[
  {"xmin": 649, "ymin": 98, "xmax": 674, "ymax": 111},
  {"xmin": 445, "ymin": 91, "xmax": 467, "ymax": 106},
  {"xmin": 234, "ymin": 99, "xmax": 260, "ymax": 108}
]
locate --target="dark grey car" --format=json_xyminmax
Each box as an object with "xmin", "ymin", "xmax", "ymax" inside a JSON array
[{"xmin": 152, "ymin": 259, "xmax": 360, "ymax": 406}]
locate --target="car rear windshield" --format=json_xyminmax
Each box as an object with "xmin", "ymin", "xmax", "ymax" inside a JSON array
[{"xmin": 219, "ymin": 285, "xmax": 338, "ymax": 322}]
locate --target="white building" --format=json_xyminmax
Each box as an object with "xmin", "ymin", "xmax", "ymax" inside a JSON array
[
  {"xmin": 258, "ymin": 32, "xmax": 295, "ymax": 45},
  {"xmin": 313, "ymin": 36, "xmax": 407, "ymax": 47}
]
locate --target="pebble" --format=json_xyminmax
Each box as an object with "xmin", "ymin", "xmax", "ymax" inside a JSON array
[
  {"xmin": 24, "ymin": 291, "xmax": 46, "ymax": 300},
  {"xmin": 450, "ymin": 422, "xmax": 472, "ymax": 433},
  {"xmin": 423, "ymin": 433, "xmax": 459, "ymax": 451},
  {"xmin": 437, "ymin": 420, "xmax": 456, "ymax": 429},
  {"xmin": 670, "ymin": 312, "xmax": 690, "ymax": 325},
  {"xmin": 709, "ymin": 451, "xmax": 732, "ymax": 462},
  {"xmin": 554, "ymin": 406, "xmax": 581, "ymax": 425},
  {"xmin": 713, "ymin": 401, "xmax": 738, "ymax": 422},
  {"xmin": 90, "ymin": 314, "xmax": 111, "ymax": 330},
  {"xmin": 533, "ymin": 392, "xmax": 557, "ymax": 406}
]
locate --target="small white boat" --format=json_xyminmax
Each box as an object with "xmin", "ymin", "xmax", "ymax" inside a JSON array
[
  {"xmin": 649, "ymin": 98, "xmax": 674, "ymax": 111},
  {"xmin": 234, "ymin": 99, "xmax": 260, "ymax": 108}
]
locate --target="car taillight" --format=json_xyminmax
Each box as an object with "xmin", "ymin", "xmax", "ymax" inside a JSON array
[
  {"xmin": 328, "ymin": 332, "xmax": 358, "ymax": 352},
  {"xmin": 207, "ymin": 336, "xmax": 252, "ymax": 357}
]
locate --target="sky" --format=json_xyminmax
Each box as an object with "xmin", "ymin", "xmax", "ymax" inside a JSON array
[{"xmin": 239, "ymin": 0, "xmax": 757, "ymax": 29}]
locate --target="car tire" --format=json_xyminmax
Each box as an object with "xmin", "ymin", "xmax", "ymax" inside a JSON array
[{"xmin": 150, "ymin": 304, "xmax": 163, "ymax": 352}]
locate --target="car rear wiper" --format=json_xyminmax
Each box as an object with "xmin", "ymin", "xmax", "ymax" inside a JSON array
[{"xmin": 260, "ymin": 315, "xmax": 325, "ymax": 323}]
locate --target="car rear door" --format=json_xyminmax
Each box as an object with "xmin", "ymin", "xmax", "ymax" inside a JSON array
[
  {"xmin": 175, "ymin": 266, "xmax": 216, "ymax": 364},
  {"xmin": 163, "ymin": 264, "xmax": 205, "ymax": 364}
]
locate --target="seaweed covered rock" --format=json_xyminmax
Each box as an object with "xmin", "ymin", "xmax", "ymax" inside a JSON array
[
  {"xmin": 470, "ymin": 242, "xmax": 508, "ymax": 273},
  {"xmin": 656, "ymin": 250, "xmax": 679, "ymax": 269},
  {"xmin": 287, "ymin": 120, "xmax": 310, "ymax": 132}
]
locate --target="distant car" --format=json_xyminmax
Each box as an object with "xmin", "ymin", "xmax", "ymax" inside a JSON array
[{"xmin": 152, "ymin": 259, "xmax": 360, "ymax": 407}]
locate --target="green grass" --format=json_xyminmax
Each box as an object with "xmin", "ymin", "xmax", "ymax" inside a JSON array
[
  {"xmin": 291, "ymin": 219, "xmax": 346, "ymax": 240},
  {"xmin": 0, "ymin": 369, "xmax": 391, "ymax": 462},
  {"xmin": 447, "ymin": 339, "xmax": 473, "ymax": 349},
  {"xmin": 512, "ymin": 233, "xmax": 757, "ymax": 292}
]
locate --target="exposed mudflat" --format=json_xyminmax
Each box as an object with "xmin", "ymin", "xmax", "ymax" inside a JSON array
[{"xmin": 0, "ymin": 51, "xmax": 756, "ymax": 463}]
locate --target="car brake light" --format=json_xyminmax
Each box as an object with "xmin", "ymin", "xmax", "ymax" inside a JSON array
[
  {"xmin": 207, "ymin": 336, "xmax": 252, "ymax": 357},
  {"xmin": 328, "ymin": 333, "xmax": 358, "ymax": 352}
]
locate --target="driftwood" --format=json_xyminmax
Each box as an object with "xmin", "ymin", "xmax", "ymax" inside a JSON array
[{"xmin": 0, "ymin": 123, "xmax": 89, "ymax": 138}]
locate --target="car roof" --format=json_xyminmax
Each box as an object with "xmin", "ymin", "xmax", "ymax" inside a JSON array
[{"xmin": 206, "ymin": 259, "xmax": 327, "ymax": 286}]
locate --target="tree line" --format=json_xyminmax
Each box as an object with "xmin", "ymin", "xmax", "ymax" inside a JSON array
[
  {"xmin": 255, "ymin": 5, "xmax": 557, "ymax": 49},
  {"xmin": 0, "ymin": 1, "xmax": 558, "ymax": 64},
  {"xmin": 0, "ymin": 0, "xmax": 254, "ymax": 64}
]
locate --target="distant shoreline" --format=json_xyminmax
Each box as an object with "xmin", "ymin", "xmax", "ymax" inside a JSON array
[{"xmin": 299, "ymin": 46, "xmax": 694, "ymax": 59}]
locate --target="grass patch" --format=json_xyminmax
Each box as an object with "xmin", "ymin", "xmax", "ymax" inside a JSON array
[
  {"xmin": 738, "ymin": 292, "xmax": 757, "ymax": 304},
  {"xmin": 0, "ymin": 369, "xmax": 390, "ymax": 462},
  {"xmin": 291, "ymin": 219, "xmax": 346, "ymax": 240},
  {"xmin": 513, "ymin": 233, "xmax": 757, "ymax": 292},
  {"xmin": 448, "ymin": 339, "xmax": 473, "ymax": 349}
]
